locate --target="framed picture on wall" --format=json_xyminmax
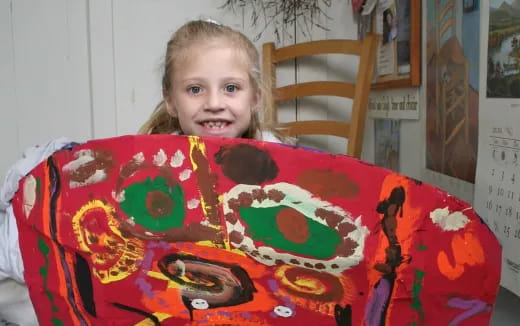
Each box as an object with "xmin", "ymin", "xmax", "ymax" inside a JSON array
[{"xmin": 371, "ymin": 0, "xmax": 421, "ymax": 90}]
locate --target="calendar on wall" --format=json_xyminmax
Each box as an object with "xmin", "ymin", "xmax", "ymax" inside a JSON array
[{"xmin": 474, "ymin": 106, "xmax": 520, "ymax": 297}]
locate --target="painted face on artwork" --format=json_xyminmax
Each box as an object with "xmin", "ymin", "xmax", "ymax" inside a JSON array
[{"xmin": 165, "ymin": 40, "xmax": 259, "ymax": 138}]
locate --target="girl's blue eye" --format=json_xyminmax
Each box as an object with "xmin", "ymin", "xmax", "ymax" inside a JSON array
[
  {"xmin": 189, "ymin": 86, "xmax": 201, "ymax": 94},
  {"xmin": 225, "ymin": 84, "xmax": 238, "ymax": 92}
]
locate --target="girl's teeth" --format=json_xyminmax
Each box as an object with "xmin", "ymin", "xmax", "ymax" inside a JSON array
[{"xmin": 203, "ymin": 121, "xmax": 226, "ymax": 128}]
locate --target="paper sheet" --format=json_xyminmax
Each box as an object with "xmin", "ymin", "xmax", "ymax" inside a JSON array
[
  {"xmin": 368, "ymin": 88, "xmax": 419, "ymax": 120},
  {"xmin": 474, "ymin": 102, "xmax": 520, "ymax": 297}
]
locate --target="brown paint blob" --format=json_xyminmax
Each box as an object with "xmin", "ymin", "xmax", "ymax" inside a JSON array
[
  {"xmin": 267, "ymin": 189, "xmax": 285, "ymax": 202},
  {"xmin": 297, "ymin": 169, "xmax": 359, "ymax": 199},
  {"xmin": 276, "ymin": 207, "xmax": 310, "ymax": 244},
  {"xmin": 229, "ymin": 230, "xmax": 244, "ymax": 244},
  {"xmin": 335, "ymin": 238, "xmax": 358, "ymax": 256},
  {"xmin": 119, "ymin": 220, "xmax": 219, "ymax": 243},
  {"xmin": 214, "ymin": 144, "xmax": 278, "ymax": 185},
  {"xmin": 315, "ymin": 208, "xmax": 344, "ymax": 229},
  {"xmin": 68, "ymin": 149, "xmax": 114, "ymax": 184},
  {"xmin": 337, "ymin": 222, "xmax": 356, "ymax": 237},
  {"xmin": 252, "ymin": 188, "xmax": 267, "ymax": 202},
  {"xmin": 227, "ymin": 198, "xmax": 241, "ymax": 212},
  {"xmin": 117, "ymin": 157, "xmax": 144, "ymax": 190},
  {"xmin": 237, "ymin": 192, "xmax": 253, "ymax": 207},
  {"xmin": 225, "ymin": 212, "xmax": 237, "ymax": 224},
  {"xmin": 145, "ymin": 190, "xmax": 174, "ymax": 218},
  {"xmin": 191, "ymin": 145, "xmax": 220, "ymax": 227},
  {"xmin": 314, "ymin": 263, "xmax": 326, "ymax": 270}
]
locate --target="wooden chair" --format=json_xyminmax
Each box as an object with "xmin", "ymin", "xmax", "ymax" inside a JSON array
[{"xmin": 262, "ymin": 34, "xmax": 378, "ymax": 158}]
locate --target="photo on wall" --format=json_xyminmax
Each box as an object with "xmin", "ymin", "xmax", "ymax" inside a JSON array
[
  {"xmin": 425, "ymin": 0, "xmax": 480, "ymax": 182},
  {"xmin": 487, "ymin": 0, "xmax": 520, "ymax": 98},
  {"xmin": 374, "ymin": 119, "xmax": 400, "ymax": 172}
]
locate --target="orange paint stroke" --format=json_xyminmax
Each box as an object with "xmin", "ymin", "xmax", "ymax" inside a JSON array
[
  {"xmin": 437, "ymin": 232, "xmax": 485, "ymax": 280},
  {"xmin": 189, "ymin": 311, "xmax": 267, "ymax": 325},
  {"xmin": 142, "ymin": 280, "xmax": 276, "ymax": 318},
  {"xmin": 365, "ymin": 174, "xmax": 422, "ymax": 325}
]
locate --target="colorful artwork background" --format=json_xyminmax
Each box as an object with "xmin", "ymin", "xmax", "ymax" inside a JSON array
[{"xmin": 13, "ymin": 135, "xmax": 500, "ymax": 325}]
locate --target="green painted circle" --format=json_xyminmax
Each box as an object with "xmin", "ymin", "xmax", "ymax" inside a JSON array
[
  {"xmin": 239, "ymin": 206, "xmax": 341, "ymax": 259},
  {"xmin": 120, "ymin": 176, "xmax": 185, "ymax": 232}
]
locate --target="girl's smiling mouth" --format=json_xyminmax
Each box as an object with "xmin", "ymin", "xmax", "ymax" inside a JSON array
[{"xmin": 199, "ymin": 120, "xmax": 231, "ymax": 129}]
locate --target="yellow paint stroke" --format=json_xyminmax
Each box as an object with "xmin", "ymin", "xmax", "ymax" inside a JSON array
[
  {"xmin": 71, "ymin": 200, "xmax": 144, "ymax": 283},
  {"xmin": 134, "ymin": 313, "xmax": 171, "ymax": 326},
  {"xmin": 437, "ymin": 232, "xmax": 485, "ymax": 280},
  {"xmin": 188, "ymin": 136, "xmax": 228, "ymax": 249},
  {"xmin": 188, "ymin": 136, "xmax": 210, "ymax": 218}
]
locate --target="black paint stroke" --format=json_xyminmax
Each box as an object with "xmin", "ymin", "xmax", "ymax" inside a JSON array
[
  {"xmin": 214, "ymin": 144, "xmax": 278, "ymax": 185},
  {"xmin": 369, "ymin": 186, "xmax": 411, "ymax": 326},
  {"xmin": 335, "ymin": 304, "xmax": 352, "ymax": 326},
  {"xmin": 112, "ymin": 302, "xmax": 161, "ymax": 326},
  {"xmin": 74, "ymin": 253, "xmax": 96, "ymax": 316}
]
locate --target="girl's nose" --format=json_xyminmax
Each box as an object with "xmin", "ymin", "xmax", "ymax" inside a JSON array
[{"xmin": 204, "ymin": 89, "xmax": 224, "ymax": 111}]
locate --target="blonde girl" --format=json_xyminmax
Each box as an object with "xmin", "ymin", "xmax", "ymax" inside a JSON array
[{"xmin": 139, "ymin": 20, "xmax": 283, "ymax": 143}]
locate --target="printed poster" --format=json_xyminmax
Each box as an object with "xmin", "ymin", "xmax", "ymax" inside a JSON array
[
  {"xmin": 486, "ymin": 0, "xmax": 520, "ymax": 98},
  {"xmin": 425, "ymin": 1, "xmax": 480, "ymax": 183}
]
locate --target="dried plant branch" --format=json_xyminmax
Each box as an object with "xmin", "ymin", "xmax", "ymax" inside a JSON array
[{"xmin": 220, "ymin": 0, "xmax": 335, "ymax": 42}]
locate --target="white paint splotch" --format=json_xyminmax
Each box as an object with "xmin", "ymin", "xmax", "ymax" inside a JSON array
[
  {"xmin": 430, "ymin": 207, "xmax": 470, "ymax": 231},
  {"xmin": 22, "ymin": 175, "xmax": 37, "ymax": 218},
  {"xmin": 170, "ymin": 150, "xmax": 185, "ymax": 168},
  {"xmin": 153, "ymin": 149, "xmax": 167, "ymax": 166}
]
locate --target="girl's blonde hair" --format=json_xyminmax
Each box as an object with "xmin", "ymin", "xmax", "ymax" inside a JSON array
[{"xmin": 139, "ymin": 20, "xmax": 277, "ymax": 140}]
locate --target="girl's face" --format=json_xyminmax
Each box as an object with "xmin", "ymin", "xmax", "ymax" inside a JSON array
[{"xmin": 164, "ymin": 41, "xmax": 259, "ymax": 138}]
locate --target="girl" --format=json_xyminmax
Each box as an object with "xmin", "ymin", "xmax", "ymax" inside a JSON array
[
  {"xmin": 0, "ymin": 19, "xmax": 286, "ymax": 325},
  {"xmin": 139, "ymin": 20, "xmax": 284, "ymax": 143}
]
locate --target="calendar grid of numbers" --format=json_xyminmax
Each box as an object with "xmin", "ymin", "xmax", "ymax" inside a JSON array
[{"xmin": 474, "ymin": 125, "xmax": 520, "ymax": 297}]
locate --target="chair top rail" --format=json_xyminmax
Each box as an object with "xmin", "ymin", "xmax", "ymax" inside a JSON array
[
  {"xmin": 272, "ymin": 39, "xmax": 363, "ymax": 63},
  {"xmin": 283, "ymin": 120, "xmax": 351, "ymax": 138},
  {"xmin": 275, "ymin": 81, "xmax": 356, "ymax": 101}
]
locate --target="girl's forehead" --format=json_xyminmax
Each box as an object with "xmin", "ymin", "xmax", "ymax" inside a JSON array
[{"xmin": 176, "ymin": 41, "xmax": 251, "ymax": 70}]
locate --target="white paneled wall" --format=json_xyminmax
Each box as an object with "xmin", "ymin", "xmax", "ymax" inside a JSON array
[
  {"xmin": 0, "ymin": 1, "xmax": 19, "ymax": 183},
  {"xmin": 1, "ymin": 0, "xmax": 93, "ymax": 182}
]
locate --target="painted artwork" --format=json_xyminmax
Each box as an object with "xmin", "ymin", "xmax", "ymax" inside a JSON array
[
  {"xmin": 487, "ymin": 0, "xmax": 520, "ymax": 98},
  {"xmin": 12, "ymin": 135, "xmax": 500, "ymax": 325},
  {"xmin": 426, "ymin": 0, "xmax": 480, "ymax": 182}
]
